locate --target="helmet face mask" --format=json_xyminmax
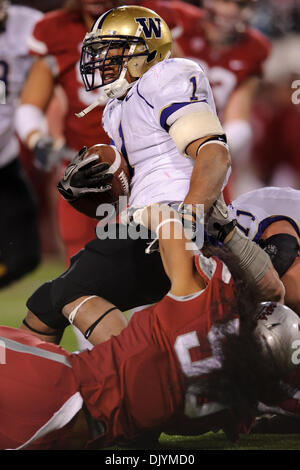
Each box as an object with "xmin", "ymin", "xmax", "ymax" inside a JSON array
[
  {"xmin": 80, "ymin": 34, "xmax": 149, "ymax": 91},
  {"xmin": 80, "ymin": 5, "xmax": 172, "ymax": 98}
]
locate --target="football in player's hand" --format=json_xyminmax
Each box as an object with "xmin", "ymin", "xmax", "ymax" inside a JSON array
[{"xmin": 71, "ymin": 144, "xmax": 131, "ymax": 219}]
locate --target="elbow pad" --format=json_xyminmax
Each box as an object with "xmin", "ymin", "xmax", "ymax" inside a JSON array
[{"xmin": 258, "ymin": 234, "xmax": 300, "ymax": 277}]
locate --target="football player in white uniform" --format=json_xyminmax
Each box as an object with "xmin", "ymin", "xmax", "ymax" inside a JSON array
[
  {"xmin": 21, "ymin": 5, "xmax": 232, "ymax": 344},
  {"xmin": 0, "ymin": 0, "xmax": 41, "ymax": 288},
  {"xmin": 228, "ymin": 186, "xmax": 300, "ymax": 316}
]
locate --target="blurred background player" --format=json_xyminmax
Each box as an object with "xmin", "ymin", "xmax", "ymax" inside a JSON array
[
  {"xmin": 250, "ymin": 34, "xmax": 300, "ymax": 190},
  {"xmin": 0, "ymin": 0, "xmax": 41, "ymax": 288},
  {"xmin": 14, "ymin": 0, "xmax": 122, "ymax": 264}
]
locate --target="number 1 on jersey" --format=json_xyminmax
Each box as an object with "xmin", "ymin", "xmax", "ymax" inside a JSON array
[{"xmin": 189, "ymin": 76, "xmax": 198, "ymax": 101}]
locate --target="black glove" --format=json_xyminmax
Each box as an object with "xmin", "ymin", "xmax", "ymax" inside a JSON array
[{"xmin": 57, "ymin": 146, "xmax": 113, "ymax": 201}]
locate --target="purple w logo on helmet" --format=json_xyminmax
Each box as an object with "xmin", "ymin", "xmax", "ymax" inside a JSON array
[{"xmin": 135, "ymin": 17, "xmax": 162, "ymax": 39}]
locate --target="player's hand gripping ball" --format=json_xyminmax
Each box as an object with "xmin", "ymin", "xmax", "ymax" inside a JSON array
[{"xmin": 57, "ymin": 144, "xmax": 130, "ymax": 219}]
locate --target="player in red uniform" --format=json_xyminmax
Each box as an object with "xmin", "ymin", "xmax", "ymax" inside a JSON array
[
  {"xmin": 0, "ymin": 325, "xmax": 87, "ymax": 450},
  {"xmin": 14, "ymin": 0, "xmax": 122, "ymax": 263},
  {"xmin": 0, "ymin": 202, "xmax": 295, "ymax": 450}
]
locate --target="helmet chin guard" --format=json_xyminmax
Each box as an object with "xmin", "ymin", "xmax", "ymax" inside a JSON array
[
  {"xmin": 103, "ymin": 74, "xmax": 132, "ymax": 99},
  {"xmin": 75, "ymin": 71, "xmax": 134, "ymax": 118},
  {"xmin": 76, "ymin": 28, "xmax": 141, "ymax": 117}
]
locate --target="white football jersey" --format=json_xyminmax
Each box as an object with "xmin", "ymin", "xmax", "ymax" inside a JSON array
[
  {"xmin": 229, "ymin": 187, "xmax": 300, "ymax": 241},
  {"xmin": 0, "ymin": 5, "xmax": 42, "ymax": 168},
  {"xmin": 102, "ymin": 58, "xmax": 225, "ymax": 207}
]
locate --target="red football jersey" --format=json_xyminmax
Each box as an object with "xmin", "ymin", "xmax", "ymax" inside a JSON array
[
  {"xmin": 28, "ymin": 9, "xmax": 109, "ymax": 152},
  {"xmin": 0, "ymin": 326, "xmax": 81, "ymax": 450},
  {"xmin": 0, "ymin": 257, "xmax": 253, "ymax": 449},
  {"xmin": 70, "ymin": 255, "xmax": 251, "ymax": 448},
  {"xmin": 251, "ymin": 101, "xmax": 300, "ymax": 183},
  {"xmin": 141, "ymin": 0, "xmax": 193, "ymax": 30}
]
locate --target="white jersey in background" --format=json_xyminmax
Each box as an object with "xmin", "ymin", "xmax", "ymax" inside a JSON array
[
  {"xmin": 102, "ymin": 58, "xmax": 228, "ymax": 207},
  {"xmin": 229, "ymin": 187, "xmax": 300, "ymax": 242},
  {"xmin": 0, "ymin": 5, "xmax": 42, "ymax": 168}
]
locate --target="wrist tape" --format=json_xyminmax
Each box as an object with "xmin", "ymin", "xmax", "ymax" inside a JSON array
[{"xmin": 225, "ymin": 228, "xmax": 271, "ymax": 282}]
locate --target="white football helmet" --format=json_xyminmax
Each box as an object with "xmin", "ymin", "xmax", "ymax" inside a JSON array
[
  {"xmin": 254, "ymin": 302, "xmax": 300, "ymax": 375},
  {"xmin": 80, "ymin": 5, "xmax": 172, "ymax": 100}
]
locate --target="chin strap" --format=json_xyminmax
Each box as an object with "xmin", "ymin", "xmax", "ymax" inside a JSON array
[
  {"xmin": 75, "ymin": 95, "xmax": 108, "ymax": 118},
  {"xmin": 75, "ymin": 78, "xmax": 135, "ymax": 118}
]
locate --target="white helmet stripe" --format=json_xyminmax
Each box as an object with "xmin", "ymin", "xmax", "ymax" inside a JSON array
[{"xmin": 92, "ymin": 8, "xmax": 115, "ymax": 32}]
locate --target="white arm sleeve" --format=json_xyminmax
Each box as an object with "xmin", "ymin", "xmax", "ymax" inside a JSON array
[
  {"xmin": 223, "ymin": 119, "xmax": 252, "ymax": 159},
  {"xmin": 15, "ymin": 104, "xmax": 48, "ymax": 145}
]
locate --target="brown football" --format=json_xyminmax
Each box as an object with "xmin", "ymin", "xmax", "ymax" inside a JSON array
[{"xmin": 70, "ymin": 144, "xmax": 131, "ymax": 219}]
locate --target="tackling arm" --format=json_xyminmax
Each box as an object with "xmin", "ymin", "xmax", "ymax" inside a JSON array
[
  {"xmin": 61, "ymin": 203, "xmax": 205, "ymax": 344},
  {"xmin": 224, "ymin": 228, "xmax": 285, "ymax": 303},
  {"xmin": 130, "ymin": 204, "xmax": 206, "ymax": 296},
  {"xmin": 206, "ymin": 197, "xmax": 285, "ymax": 304}
]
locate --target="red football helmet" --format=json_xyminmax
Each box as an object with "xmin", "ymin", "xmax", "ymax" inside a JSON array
[{"xmin": 203, "ymin": 0, "xmax": 257, "ymax": 43}]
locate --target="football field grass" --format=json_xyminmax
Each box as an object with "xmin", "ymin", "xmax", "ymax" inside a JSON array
[
  {"xmin": 0, "ymin": 256, "xmax": 78, "ymax": 351},
  {"xmin": 1, "ymin": 257, "xmax": 300, "ymax": 451}
]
